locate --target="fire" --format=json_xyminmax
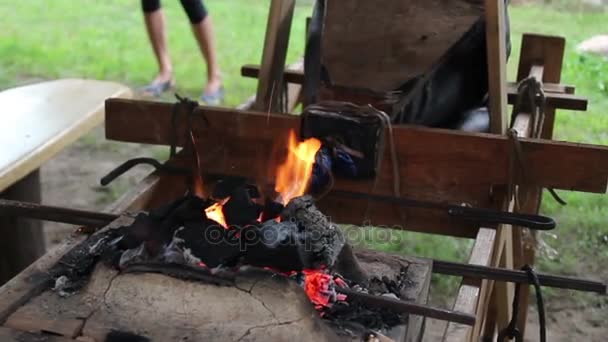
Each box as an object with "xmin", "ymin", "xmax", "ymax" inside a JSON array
[
  {"xmin": 205, "ymin": 199, "xmax": 229, "ymax": 229},
  {"xmin": 275, "ymin": 130, "xmax": 322, "ymax": 205},
  {"xmin": 302, "ymin": 269, "xmax": 334, "ymax": 309}
]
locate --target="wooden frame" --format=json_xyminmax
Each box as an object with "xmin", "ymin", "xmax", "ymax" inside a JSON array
[
  {"xmin": 240, "ymin": 2, "xmax": 602, "ymax": 341},
  {"xmin": 0, "ymin": 2, "xmax": 604, "ymax": 342}
]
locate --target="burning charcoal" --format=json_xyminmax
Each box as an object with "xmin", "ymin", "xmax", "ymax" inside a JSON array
[
  {"xmin": 280, "ymin": 195, "xmax": 346, "ymax": 268},
  {"xmin": 211, "ymin": 176, "xmax": 257, "ymax": 199},
  {"xmin": 240, "ymin": 220, "xmax": 305, "ymax": 272},
  {"xmin": 260, "ymin": 199, "xmax": 284, "ymax": 222},
  {"xmin": 222, "ymin": 186, "xmax": 263, "ymax": 227},
  {"xmin": 171, "ymin": 219, "xmax": 242, "ymax": 268}
]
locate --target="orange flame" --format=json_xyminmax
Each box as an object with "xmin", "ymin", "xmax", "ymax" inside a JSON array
[
  {"xmin": 205, "ymin": 198, "xmax": 229, "ymax": 229},
  {"xmin": 275, "ymin": 130, "xmax": 322, "ymax": 205}
]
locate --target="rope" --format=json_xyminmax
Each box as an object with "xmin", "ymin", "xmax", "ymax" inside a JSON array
[
  {"xmin": 497, "ymin": 265, "xmax": 546, "ymax": 342},
  {"xmin": 363, "ymin": 105, "xmax": 403, "ymax": 221},
  {"xmin": 510, "ymin": 76, "xmax": 566, "ymax": 206}
]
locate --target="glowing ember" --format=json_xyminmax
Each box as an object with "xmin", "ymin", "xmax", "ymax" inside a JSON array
[
  {"xmin": 302, "ymin": 269, "xmax": 335, "ymax": 309},
  {"xmin": 205, "ymin": 199, "xmax": 229, "ymax": 229},
  {"xmin": 275, "ymin": 130, "xmax": 322, "ymax": 205}
]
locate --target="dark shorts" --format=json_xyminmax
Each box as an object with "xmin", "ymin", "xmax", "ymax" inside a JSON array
[{"xmin": 141, "ymin": 0, "xmax": 208, "ymax": 24}]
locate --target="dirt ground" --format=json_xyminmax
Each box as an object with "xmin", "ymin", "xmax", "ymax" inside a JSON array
[{"xmin": 39, "ymin": 124, "xmax": 605, "ymax": 341}]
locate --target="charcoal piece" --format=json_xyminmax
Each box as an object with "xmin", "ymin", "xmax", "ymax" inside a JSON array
[
  {"xmin": 222, "ymin": 186, "xmax": 263, "ymax": 227},
  {"xmin": 260, "ymin": 199, "xmax": 284, "ymax": 222},
  {"xmin": 155, "ymin": 194, "xmax": 211, "ymax": 226},
  {"xmin": 280, "ymin": 195, "xmax": 346, "ymax": 268},
  {"xmin": 301, "ymin": 102, "xmax": 386, "ymax": 178},
  {"xmin": 324, "ymin": 301, "xmax": 406, "ymax": 333},
  {"xmin": 212, "ymin": 177, "xmax": 260, "ymax": 199},
  {"xmin": 105, "ymin": 331, "xmax": 150, "ymax": 342},
  {"xmin": 333, "ymin": 244, "xmax": 369, "ymax": 284},
  {"xmin": 48, "ymin": 227, "xmax": 127, "ymax": 293},
  {"xmin": 240, "ymin": 220, "xmax": 305, "ymax": 272},
  {"xmin": 172, "ymin": 218, "xmax": 242, "ymax": 268}
]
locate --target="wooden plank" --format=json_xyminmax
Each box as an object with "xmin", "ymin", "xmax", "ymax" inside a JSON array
[
  {"xmin": 443, "ymin": 228, "xmax": 496, "ymax": 341},
  {"xmin": 0, "ymin": 326, "xmax": 74, "ymax": 342},
  {"xmin": 253, "ymin": 0, "xmax": 296, "ymax": 112},
  {"xmin": 485, "ymin": 0, "xmax": 509, "ymax": 134},
  {"xmin": 0, "ymin": 79, "xmax": 132, "ymax": 193},
  {"xmin": 243, "ymin": 64, "xmax": 585, "ymax": 111},
  {"xmin": 517, "ymin": 34, "xmax": 565, "ymax": 84},
  {"xmin": 105, "ymin": 99, "xmax": 608, "ymax": 195},
  {"xmin": 244, "ymin": 64, "xmax": 577, "ymax": 95},
  {"xmin": 512, "ymin": 34, "xmax": 567, "ymax": 337},
  {"xmin": 285, "ymin": 59, "xmax": 304, "ymax": 112},
  {"xmin": 0, "ymin": 171, "xmax": 44, "ymax": 286},
  {"xmin": 321, "ymin": 0, "xmax": 484, "ymax": 91},
  {"xmin": 242, "ymin": 64, "xmax": 304, "ymax": 84}
]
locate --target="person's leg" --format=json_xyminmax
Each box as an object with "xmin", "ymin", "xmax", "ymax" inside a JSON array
[
  {"xmin": 142, "ymin": 0, "xmax": 174, "ymax": 93},
  {"xmin": 180, "ymin": 0, "xmax": 223, "ymax": 99}
]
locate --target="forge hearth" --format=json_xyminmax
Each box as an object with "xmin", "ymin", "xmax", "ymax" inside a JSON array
[
  {"xmin": 31, "ymin": 184, "xmax": 430, "ymax": 341},
  {"xmin": 4, "ymin": 221, "xmax": 429, "ymax": 342}
]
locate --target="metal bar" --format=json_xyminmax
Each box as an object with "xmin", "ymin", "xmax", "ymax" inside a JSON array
[
  {"xmin": 0, "ymin": 199, "xmax": 604, "ymax": 294},
  {"xmin": 329, "ymin": 190, "xmax": 556, "ymax": 230},
  {"xmin": 0, "ymin": 199, "xmax": 117, "ymax": 228},
  {"xmin": 433, "ymin": 260, "xmax": 606, "ymax": 294},
  {"xmin": 336, "ymin": 287, "xmax": 476, "ymax": 326}
]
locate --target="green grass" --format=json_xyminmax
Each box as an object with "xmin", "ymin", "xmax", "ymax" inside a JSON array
[
  {"xmin": 1, "ymin": 0, "xmax": 606, "ymax": 305},
  {"xmin": 0, "ymin": 0, "xmax": 311, "ymax": 104}
]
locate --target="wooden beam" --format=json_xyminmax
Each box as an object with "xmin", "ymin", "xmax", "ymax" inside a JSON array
[
  {"xmin": 485, "ymin": 0, "xmax": 509, "ymax": 134},
  {"xmin": 443, "ymin": 228, "xmax": 496, "ymax": 341},
  {"xmin": 242, "ymin": 64, "xmax": 304, "ymax": 84},
  {"xmin": 244, "ymin": 63, "xmax": 576, "ymax": 94},
  {"xmin": 511, "ymin": 33, "xmax": 567, "ymax": 338},
  {"xmin": 253, "ymin": 0, "xmax": 296, "ymax": 112},
  {"xmin": 105, "ymin": 99, "xmax": 608, "ymax": 195},
  {"xmin": 243, "ymin": 64, "xmax": 585, "ymax": 111},
  {"xmin": 0, "ymin": 171, "xmax": 44, "ymax": 286}
]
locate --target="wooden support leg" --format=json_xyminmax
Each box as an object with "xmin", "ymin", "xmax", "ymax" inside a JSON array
[
  {"xmin": 253, "ymin": 0, "xmax": 296, "ymax": 113},
  {"xmin": 0, "ymin": 170, "xmax": 45, "ymax": 285}
]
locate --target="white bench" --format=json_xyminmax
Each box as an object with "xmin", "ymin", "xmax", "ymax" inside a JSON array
[{"xmin": 0, "ymin": 78, "xmax": 131, "ymax": 284}]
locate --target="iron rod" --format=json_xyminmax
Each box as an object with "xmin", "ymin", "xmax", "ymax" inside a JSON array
[
  {"xmin": 336, "ymin": 287, "xmax": 476, "ymax": 326},
  {"xmin": 0, "ymin": 199, "xmax": 604, "ymax": 294},
  {"xmin": 432, "ymin": 260, "xmax": 606, "ymax": 294},
  {"xmin": 0, "ymin": 199, "xmax": 117, "ymax": 228}
]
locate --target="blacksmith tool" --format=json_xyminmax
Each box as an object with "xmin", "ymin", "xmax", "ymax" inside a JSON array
[{"xmin": 329, "ymin": 190, "xmax": 556, "ymax": 231}]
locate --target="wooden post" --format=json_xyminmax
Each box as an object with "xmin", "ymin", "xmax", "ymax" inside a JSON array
[
  {"xmin": 0, "ymin": 171, "xmax": 45, "ymax": 286},
  {"xmin": 513, "ymin": 34, "xmax": 566, "ymax": 337},
  {"xmin": 485, "ymin": 0, "xmax": 509, "ymax": 134},
  {"xmin": 253, "ymin": 0, "xmax": 296, "ymax": 113}
]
